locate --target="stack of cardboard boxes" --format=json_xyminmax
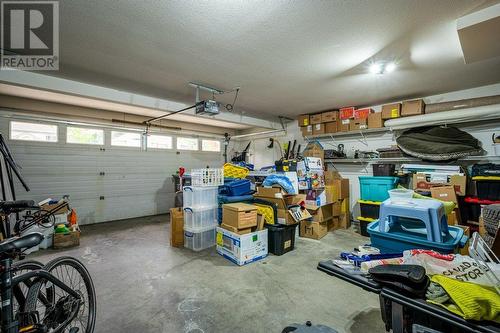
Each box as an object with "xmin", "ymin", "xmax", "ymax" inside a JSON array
[
  {"xmin": 298, "ymin": 98, "xmax": 426, "ymax": 136},
  {"xmin": 221, "ymin": 203, "xmax": 263, "ymax": 234}
]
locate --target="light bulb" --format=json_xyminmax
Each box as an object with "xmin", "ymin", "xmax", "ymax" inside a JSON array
[
  {"xmin": 384, "ymin": 62, "xmax": 396, "ymax": 73},
  {"xmin": 369, "ymin": 63, "xmax": 383, "ymax": 74}
]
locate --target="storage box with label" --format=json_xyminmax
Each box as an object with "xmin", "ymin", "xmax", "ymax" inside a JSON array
[
  {"xmin": 381, "ymin": 103, "xmax": 401, "ymax": 120},
  {"xmin": 402, "ymin": 99, "xmax": 425, "ymax": 116},
  {"xmin": 301, "ymin": 125, "xmax": 312, "ymax": 137},
  {"xmin": 170, "ymin": 207, "xmax": 184, "ymax": 247},
  {"xmin": 325, "ymin": 121, "xmax": 337, "ymax": 134},
  {"xmin": 338, "ymin": 119, "xmax": 350, "ymax": 132},
  {"xmin": 354, "ymin": 108, "xmax": 373, "ymax": 119},
  {"xmin": 339, "ymin": 107, "xmax": 355, "ymax": 119},
  {"xmin": 216, "ymin": 227, "xmax": 268, "ymax": 266},
  {"xmin": 296, "ymin": 157, "xmax": 325, "ymax": 190},
  {"xmin": 312, "ymin": 123, "xmax": 325, "ymax": 135},
  {"xmin": 321, "ymin": 110, "xmax": 338, "ymax": 123},
  {"xmin": 430, "ymin": 186, "xmax": 458, "ymax": 204},
  {"xmin": 222, "ymin": 203, "xmax": 258, "ymax": 230},
  {"xmin": 368, "ymin": 112, "xmax": 383, "ymax": 128},
  {"xmin": 310, "ymin": 113, "xmax": 323, "ymax": 124},
  {"xmin": 300, "ymin": 220, "xmax": 328, "ymax": 240},
  {"xmin": 349, "ymin": 119, "xmax": 368, "ymax": 131},
  {"xmin": 298, "ymin": 114, "xmax": 310, "ymax": 127},
  {"xmin": 413, "ymin": 173, "xmax": 466, "ymax": 196}
]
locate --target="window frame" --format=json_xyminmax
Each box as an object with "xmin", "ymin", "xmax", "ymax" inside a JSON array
[
  {"xmin": 110, "ymin": 130, "xmax": 142, "ymax": 148},
  {"xmin": 66, "ymin": 126, "xmax": 105, "ymax": 145},
  {"xmin": 146, "ymin": 134, "xmax": 173, "ymax": 150},
  {"xmin": 176, "ymin": 136, "xmax": 199, "ymax": 151},
  {"xmin": 201, "ymin": 139, "xmax": 221, "ymax": 152},
  {"xmin": 9, "ymin": 120, "xmax": 58, "ymax": 143}
]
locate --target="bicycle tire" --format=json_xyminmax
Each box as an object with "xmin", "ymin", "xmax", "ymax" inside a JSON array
[
  {"xmin": 11, "ymin": 260, "xmax": 44, "ymax": 315},
  {"xmin": 24, "ymin": 256, "xmax": 96, "ymax": 333}
]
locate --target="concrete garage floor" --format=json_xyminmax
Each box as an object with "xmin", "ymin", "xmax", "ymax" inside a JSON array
[{"xmin": 30, "ymin": 215, "xmax": 386, "ymax": 333}]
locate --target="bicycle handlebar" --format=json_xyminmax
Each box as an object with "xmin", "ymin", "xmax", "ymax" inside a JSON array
[{"xmin": 0, "ymin": 200, "xmax": 39, "ymax": 214}]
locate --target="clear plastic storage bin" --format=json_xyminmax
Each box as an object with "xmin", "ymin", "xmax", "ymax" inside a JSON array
[
  {"xmin": 184, "ymin": 225, "xmax": 216, "ymax": 251},
  {"xmin": 183, "ymin": 206, "xmax": 218, "ymax": 229},
  {"xmin": 183, "ymin": 186, "xmax": 218, "ymax": 208}
]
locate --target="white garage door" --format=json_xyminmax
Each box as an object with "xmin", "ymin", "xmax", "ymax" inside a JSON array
[{"xmin": 1, "ymin": 116, "xmax": 223, "ymax": 225}]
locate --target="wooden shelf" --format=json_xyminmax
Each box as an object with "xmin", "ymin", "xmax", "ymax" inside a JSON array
[{"xmin": 304, "ymin": 127, "xmax": 390, "ymax": 140}]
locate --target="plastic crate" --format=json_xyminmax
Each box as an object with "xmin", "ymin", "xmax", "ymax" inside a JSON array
[
  {"xmin": 372, "ymin": 164, "xmax": 395, "ymax": 176},
  {"xmin": 472, "ymin": 176, "xmax": 500, "ymax": 201},
  {"xmin": 359, "ymin": 176, "xmax": 398, "ymax": 202},
  {"xmin": 266, "ymin": 224, "xmax": 296, "ymax": 255},
  {"xmin": 223, "ymin": 163, "xmax": 249, "ymax": 179},
  {"xmin": 191, "ymin": 168, "xmax": 224, "ymax": 187},
  {"xmin": 183, "ymin": 186, "xmax": 218, "ymax": 209},
  {"xmin": 184, "ymin": 225, "xmax": 216, "ymax": 251},
  {"xmin": 183, "ymin": 206, "xmax": 218, "ymax": 229},
  {"xmin": 358, "ymin": 200, "xmax": 381, "ymax": 219}
]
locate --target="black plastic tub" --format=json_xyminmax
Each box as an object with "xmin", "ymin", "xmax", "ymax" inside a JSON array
[
  {"xmin": 359, "ymin": 200, "xmax": 381, "ymax": 219},
  {"xmin": 474, "ymin": 177, "xmax": 500, "ymax": 201},
  {"xmin": 265, "ymin": 223, "xmax": 296, "ymax": 256},
  {"xmin": 373, "ymin": 164, "xmax": 395, "ymax": 176}
]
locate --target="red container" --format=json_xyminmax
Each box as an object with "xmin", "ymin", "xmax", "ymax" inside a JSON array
[
  {"xmin": 354, "ymin": 108, "xmax": 374, "ymax": 120},
  {"xmin": 339, "ymin": 107, "xmax": 355, "ymax": 120}
]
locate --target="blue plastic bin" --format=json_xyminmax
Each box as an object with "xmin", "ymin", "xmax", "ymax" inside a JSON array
[
  {"xmin": 221, "ymin": 179, "xmax": 252, "ymax": 196},
  {"xmin": 359, "ymin": 176, "xmax": 398, "ymax": 202},
  {"xmin": 367, "ymin": 220, "xmax": 467, "ymax": 254}
]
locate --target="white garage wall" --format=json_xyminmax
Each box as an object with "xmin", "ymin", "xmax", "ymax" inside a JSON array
[
  {"xmin": 0, "ymin": 112, "xmax": 224, "ymax": 225},
  {"xmin": 240, "ymin": 83, "xmax": 500, "ymax": 213}
]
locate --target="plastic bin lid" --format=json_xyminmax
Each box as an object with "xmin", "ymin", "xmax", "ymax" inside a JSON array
[{"xmin": 183, "ymin": 224, "xmax": 217, "ymax": 233}]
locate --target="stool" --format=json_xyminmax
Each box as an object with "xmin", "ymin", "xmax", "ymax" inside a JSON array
[{"xmin": 378, "ymin": 199, "xmax": 449, "ymax": 243}]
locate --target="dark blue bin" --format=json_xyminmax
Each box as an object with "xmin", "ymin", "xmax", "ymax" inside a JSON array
[{"xmin": 221, "ymin": 179, "xmax": 252, "ymax": 196}]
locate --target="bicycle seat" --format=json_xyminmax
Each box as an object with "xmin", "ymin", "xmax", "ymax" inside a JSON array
[
  {"xmin": 0, "ymin": 200, "xmax": 38, "ymax": 214},
  {"xmin": 0, "ymin": 232, "xmax": 44, "ymax": 253}
]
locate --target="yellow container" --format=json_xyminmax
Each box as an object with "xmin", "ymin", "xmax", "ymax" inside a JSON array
[{"xmin": 223, "ymin": 163, "xmax": 249, "ymax": 179}]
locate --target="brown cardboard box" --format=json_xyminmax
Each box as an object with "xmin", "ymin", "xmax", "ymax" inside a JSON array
[
  {"xmin": 53, "ymin": 230, "xmax": 80, "ymax": 249},
  {"xmin": 430, "ymin": 186, "xmax": 458, "ymax": 204},
  {"xmin": 306, "ymin": 204, "xmax": 332, "ymax": 223},
  {"xmin": 303, "ymin": 142, "xmax": 324, "ymax": 162},
  {"xmin": 222, "ymin": 203, "xmax": 258, "ymax": 229},
  {"xmin": 301, "ymin": 125, "xmax": 313, "ymax": 137},
  {"xmin": 256, "ymin": 214, "xmax": 265, "ymax": 231},
  {"xmin": 221, "ymin": 223, "xmax": 252, "ymax": 235},
  {"xmin": 447, "ymin": 210, "xmax": 458, "ymax": 226},
  {"xmin": 458, "ymin": 226, "xmax": 470, "ymax": 255},
  {"xmin": 42, "ymin": 202, "xmax": 69, "ymax": 215},
  {"xmin": 331, "ymin": 201, "xmax": 340, "ymax": 216},
  {"xmin": 310, "ymin": 113, "xmax": 323, "ymax": 124},
  {"xmin": 169, "ymin": 207, "xmax": 184, "ymax": 247},
  {"xmin": 381, "ymin": 103, "xmax": 401, "ymax": 120},
  {"xmin": 413, "ymin": 173, "xmax": 467, "ymax": 196},
  {"xmin": 402, "ymin": 99, "xmax": 425, "ymax": 116},
  {"xmin": 349, "ymin": 119, "xmax": 368, "ymax": 131},
  {"xmin": 328, "ymin": 217, "xmax": 340, "ymax": 231},
  {"xmin": 325, "ymin": 121, "xmax": 338, "ymax": 134},
  {"xmin": 254, "ymin": 189, "xmax": 305, "ymax": 225},
  {"xmin": 368, "ymin": 112, "xmax": 383, "ymax": 128},
  {"xmin": 312, "ymin": 123, "xmax": 325, "ymax": 135},
  {"xmin": 324, "ymin": 171, "xmax": 350, "ymax": 200},
  {"xmin": 339, "ymin": 213, "xmax": 351, "ymax": 229},
  {"xmin": 298, "ymin": 114, "xmax": 310, "ymax": 127},
  {"xmin": 300, "ymin": 220, "xmax": 328, "ymax": 239},
  {"xmin": 354, "ymin": 108, "xmax": 373, "ymax": 120},
  {"xmin": 338, "ymin": 119, "xmax": 350, "ymax": 132},
  {"xmin": 340, "ymin": 197, "xmax": 350, "ymax": 214},
  {"xmin": 321, "ymin": 111, "xmax": 338, "ymax": 123}
]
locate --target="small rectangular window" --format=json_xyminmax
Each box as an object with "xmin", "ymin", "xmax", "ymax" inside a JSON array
[
  {"xmin": 111, "ymin": 131, "xmax": 141, "ymax": 147},
  {"xmin": 176, "ymin": 137, "xmax": 199, "ymax": 151},
  {"xmin": 67, "ymin": 127, "xmax": 104, "ymax": 145},
  {"xmin": 147, "ymin": 134, "xmax": 172, "ymax": 149},
  {"xmin": 202, "ymin": 139, "xmax": 221, "ymax": 152},
  {"xmin": 10, "ymin": 121, "xmax": 58, "ymax": 142}
]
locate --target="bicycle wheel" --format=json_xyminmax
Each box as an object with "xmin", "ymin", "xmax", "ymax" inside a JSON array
[
  {"xmin": 25, "ymin": 256, "xmax": 96, "ymax": 333},
  {"xmin": 11, "ymin": 260, "xmax": 44, "ymax": 316}
]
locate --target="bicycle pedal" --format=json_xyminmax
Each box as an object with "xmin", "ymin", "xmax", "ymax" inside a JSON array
[{"xmin": 69, "ymin": 327, "xmax": 80, "ymax": 333}]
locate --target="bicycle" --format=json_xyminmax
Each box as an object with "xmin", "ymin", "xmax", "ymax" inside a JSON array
[{"xmin": 0, "ymin": 200, "xmax": 96, "ymax": 333}]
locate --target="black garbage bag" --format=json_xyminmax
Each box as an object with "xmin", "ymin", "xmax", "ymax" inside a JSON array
[{"xmin": 396, "ymin": 126, "xmax": 484, "ymax": 161}]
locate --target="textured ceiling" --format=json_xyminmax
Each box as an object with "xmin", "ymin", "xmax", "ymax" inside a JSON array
[{"xmin": 45, "ymin": 0, "xmax": 500, "ymax": 118}]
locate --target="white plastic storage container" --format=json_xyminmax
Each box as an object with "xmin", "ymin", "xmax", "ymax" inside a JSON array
[
  {"xmin": 184, "ymin": 225, "xmax": 216, "ymax": 251},
  {"xmin": 183, "ymin": 206, "xmax": 218, "ymax": 229},
  {"xmin": 191, "ymin": 168, "xmax": 224, "ymax": 187},
  {"xmin": 21, "ymin": 224, "xmax": 54, "ymax": 252},
  {"xmin": 183, "ymin": 186, "xmax": 218, "ymax": 208}
]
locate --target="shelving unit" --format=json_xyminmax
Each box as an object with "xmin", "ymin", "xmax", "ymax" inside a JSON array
[
  {"xmin": 304, "ymin": 127, "xmax": 391, "ymax": 141},
  {"xmin": 325, "ymin": 155, "xmax": 500, "ymax": 164}
]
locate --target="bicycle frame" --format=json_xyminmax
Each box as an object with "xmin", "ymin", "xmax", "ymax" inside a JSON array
[{"xmin": 1, "ymin": 257, "xmax": 81, "ymax": 333}]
